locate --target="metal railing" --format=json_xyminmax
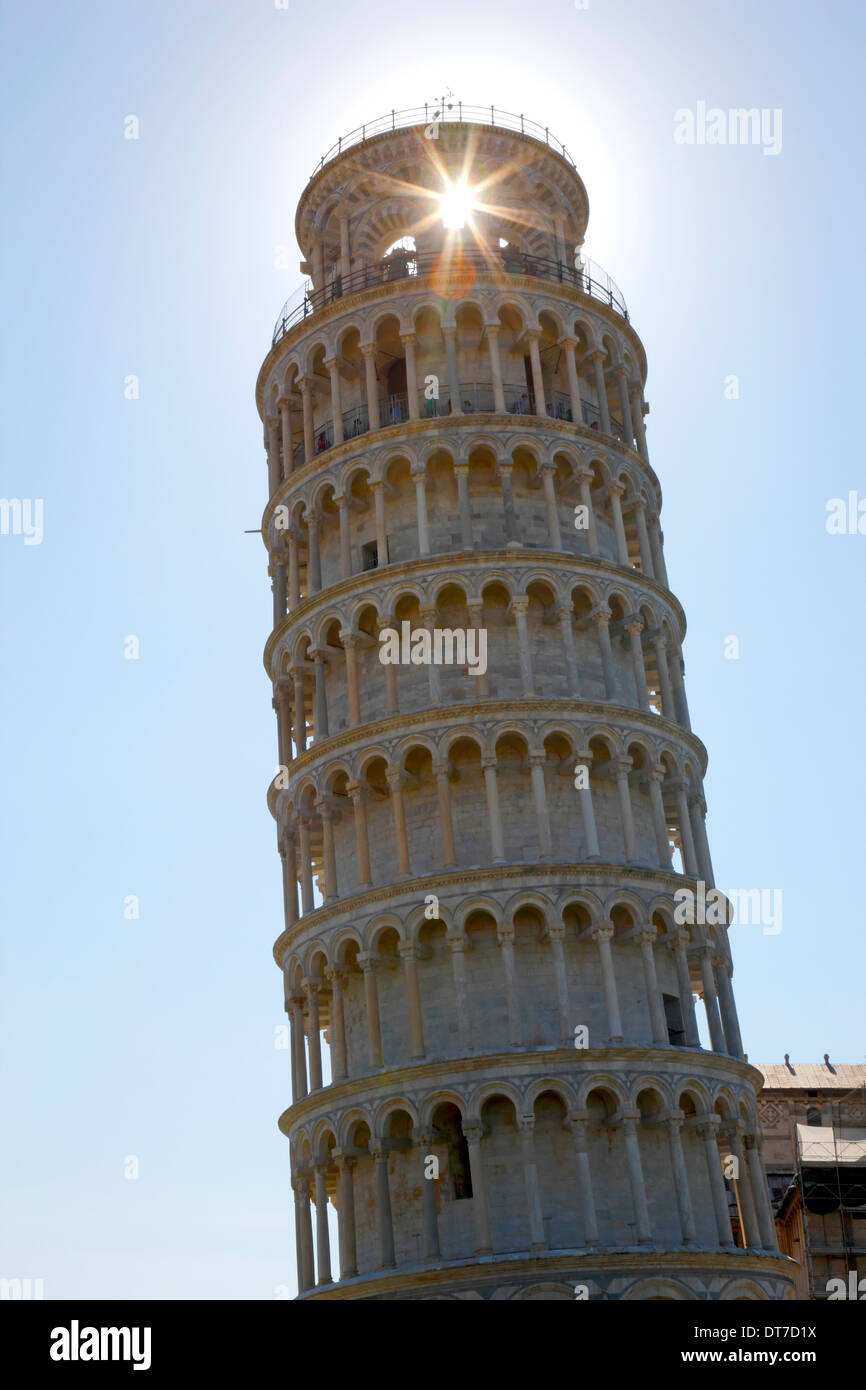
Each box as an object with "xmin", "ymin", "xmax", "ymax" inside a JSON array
[
  {"xmin": 271, "ymin": 248, "xmax": 627, "ymax": 346},
  {"xmin": 285, "ymin": 386, "xmax": 626, "ymax": 461},
  {"xmin": 309, "ymin": 102, "xmax": 577, "ymax": 181}
]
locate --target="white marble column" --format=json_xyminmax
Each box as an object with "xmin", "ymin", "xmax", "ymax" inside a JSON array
[
  {"xmin": 358, "ymin": 953, "xmax": 383, "ymax": 1068},
  {"xmin": 463, "ymin": 1122, "xmax": 492, "ymax": 1254},
  {"xmin": 443, "ymin": 325, "xmax": 462, "ymax": 413},
  {"xmin": 401, "ymin": 333, "xmax": 420, "ymax": 420},
  {"xmin": 314, "ymin": 1165, "xmax": 332, "ymax": 1284},
  {"xmin": 592, "ymin": 607, "xmax": 615, "ymax": 698},
  {"xmin": 569, "ymin": 1117, "xmax": 600, "ymax": 1246},
  {"xmin": 638, "ymin": 926, "xmax": 669, "ymax": 1043},
  {"xmin": 497, "ymin": 923, "xmax": 521, "ymax": 1046},
  {"xmin": 482, "ymin": 756, "xmax": 506, "ymax": 863},
  {"xmin": 326, "ymin": 967, "xmax": 348, "ymax": 1083},
  {"xmin": 361, "ymin": 344, "xmax": 379, "ymax": 430},
  {"xmin": 347, "ymin": 779, "xmax": 372, "ymax": 889},
  {"xmin": 626, "ymin": 617, "xmax": 650, "ymax": 710},
  {"xmin": 299, "ymin": 378, "xmax": 314, "ymax": 464},
  {"xmin": 326, "ymin": 359, "xmax": 343, "ymax": 445},
  {"xmin": 387, "ymin": 766, "xmax": 411, "ymax": 877},
  {"xmin": 335, "ymin": 1152, "xmax": 357, "ymax": 1277},
  {"xmin": 592, "ymin": 925, "xmax": 623, "ymax": 1042},
  {"xmin": 575, "ymin": 747, "xmax": 601, "ymax": 859},
  {"xmin": 648, "ymin": 767, "xmax": 673, "ymax": 869},
  {"xmin": 541, "ymin": 462, "xmax": 562, "ymax": 549},
  {"xmin": 371, "ymin": 1144, "xmax": 396, "ymax": 1267},
  {"xmin": 615, "ymin": 757, "xmax": 638, "ymax": 862},
  {"xmin": 511, "ymin": 597, "xmax": 534, "ymax": 695},
  {"xmin": 699, "ymin": 1119, "xmax": 735, "ymax": 1247},
  {"xmin": 589, "ymin": 349, "xmax": 611, "ymax": 434},
  {"xmin": 412, "ymin": 467, "xmax": 430, "ymax": 556},
  {"xmin": 455, "ymin": 462, "xmax": 474, "ymax": 550},
  {"xmin": 336, "ymin": 494, "xmax": 351, "ymax": 578},
  {"xmin": 526, "ymin": 331, "xmax": 547, "ymax": 415},
  {"xmin": 745, "ymin": 1134, "xmax": 778, "ymax": 1249},
  {"xmin": 340, "ymin": 631, "xmax": 361, "ymax": 727},
  {"xmin": 518, "ymin": 1115, "xmax": 547, "ymax": 1250},
  {"xmin": 608, "ymin": 483, "xmax": 630, "ymax": 566},
  {"xmin": 671, "ymin": 930, "xmax": 701, "ymax": 1046},
  {"xmin": 576, "ymin": 468, "xmax": 599, "ymax": 556},
  {"xmin": 563, "ymin": 337, "xmax": 581, "ymax": 422},
  {"xmin": 434, "ymin": 760, "xmax": 457, "ymax": 869},
  {"xmin": 371, "ymin": 481, "xmax": 389, "ymax": 564},
  {"xmin": 622, "ymin": 1115, "xmax": 652, "ymax": 1242},
  {"xmin": 666, "ymin": 1114, "xmax": 697, "ymax": 1244},
  {"xmin": 400, "ymin": 945, "xmax": 425, "ymax": 1060},
  {"xmin": 700, "ymin": 947, "xmax": 727, "ymax": 1053},
  {"xmin": 486, "ymin": 324, "xmax": 506, "ymax": 412}
]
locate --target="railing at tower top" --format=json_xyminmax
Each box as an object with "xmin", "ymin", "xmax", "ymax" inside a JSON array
[
  {"xmin": 309, "ymin": 102, "xmax": 577, "ymax": 180},
  {"xmin": 271, "ymin": 249, "xmax": 628, "ymax": 346}
]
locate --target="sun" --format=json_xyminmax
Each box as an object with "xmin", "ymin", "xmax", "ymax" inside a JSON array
[{"xmin": 438, "ymin": 178, "xmax": 476, "ymax": 230}]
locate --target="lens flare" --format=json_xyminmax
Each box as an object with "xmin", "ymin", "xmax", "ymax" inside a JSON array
[{"xmin": 438, "ymin": 179, "xmax": 475, "ymax": 230}]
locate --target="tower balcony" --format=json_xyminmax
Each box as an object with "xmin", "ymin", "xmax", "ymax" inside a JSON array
[{"xmin": 272, "ymin": 247, "xmax": 628, "ymax": 348}]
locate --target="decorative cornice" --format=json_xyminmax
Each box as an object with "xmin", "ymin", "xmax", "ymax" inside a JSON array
[
  {"xmin": 296, "ymin": 1248, "xmax": 794, "ymax": 1300},
  {"xmin": 279, "ymin": 1044, "xmax": 768, "ymax": 1134},
  {"xmin": 260, "ymin": 414, "xmax": 659, "ymax": 537},
  {"xmin": 271, "ymin": 858, "xmax": 703, "ymax": 966},
  {"xmin": 265, "ymin": 696, "xmax": 708, "ymax": 820},
  {"xmin": 263, "ymin": 551, "xmax": 686, "ymax": 675}
]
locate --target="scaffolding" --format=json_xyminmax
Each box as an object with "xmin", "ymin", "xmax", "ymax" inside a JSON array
[{"xmin": 793, "ymin": 1085, "xmax": 866, "ymax": 1299}]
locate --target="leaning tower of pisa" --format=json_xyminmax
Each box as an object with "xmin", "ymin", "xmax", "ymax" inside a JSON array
[{"xmin": 256, "ymin": 104, "xmax": 795, "ymax": 1301}]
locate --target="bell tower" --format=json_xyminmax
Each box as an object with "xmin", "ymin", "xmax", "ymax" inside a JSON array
[{"xmin": 256, "ymin": 103, "xmax": 795, "ymax": 1301}]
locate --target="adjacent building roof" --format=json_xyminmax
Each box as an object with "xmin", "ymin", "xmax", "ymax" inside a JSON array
[{"xmin": 756, "ymin": 1063, "xmax": 866, "ymax": 1091}]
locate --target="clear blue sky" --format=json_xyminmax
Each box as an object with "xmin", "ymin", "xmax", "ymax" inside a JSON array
[{"xmin": 1, "ymin": 0, "xmax": 863, "ymax": 1300}]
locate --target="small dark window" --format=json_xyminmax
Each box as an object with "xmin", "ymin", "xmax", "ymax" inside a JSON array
[
  {"xmin": 361, "ymin": 541, "xmax": 378, "ymax": 571},
  {"xmin": 807, "ymin": 1107, "xmax": 822, "ymax": 1126},
  {"xmin": 663, "ymin": 994, "xmax": 686, "ymax": 1047}
]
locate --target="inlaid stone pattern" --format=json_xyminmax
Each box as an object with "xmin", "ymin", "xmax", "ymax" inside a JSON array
[{"xmin": 255, "ymin": 111, "xmax": 796, "ymax": 1301}]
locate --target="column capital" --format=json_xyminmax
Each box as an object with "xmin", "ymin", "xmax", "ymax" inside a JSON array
[
  {"xmin": 386, "ymin": 767, "xmax": 404, "ymax": 789},
  {"xmin": 591, "ymin": 924, "xmax": 614, "ymax": 943},
  {"xmin": 526, "ymin": 752, "xmax": 546, "ymax": 768},
  {"xmin": 510, "ymin": 596, "xmax": 529, "ymax": 617},
  {"xmin": 360, "ymin": 341, "xmax": 376, "ymax": 359},
  {"xmin": 276, "ymin": 395, "xmax": 293, "ymax": 412},
  {"xmin": 496, "ymin": 923, "xmax": 515, "ymax": 945},
  {"xmin": 611, "ymin": 364, "xmax": 629, "ymax": 380},
  {"xmin": 607, "ymin": 481, "xmax": 626, "ymax": 499},
  {"xmin": 339, "ymin": 629, "xmax": 360, "ymax": 648},
  {"xmin": 410, "ymin": 463, "xmax": 428, "ymax": 480},
  {"xmin": 324, "ymin": 965, "xmax": 344, "ymax": 988},
  {"xmin": 614, "ymin": 756, "xmax": 633, "ymax": 777},
  {"xmin": 624, "ymin": 617, "xmax": 645, "ymax": 637},
  {"xmin": 432, "ymin": 759, "xmax": 451, "ymax": 780},
  {"xmin": 357, "ymin": 952, "xmax": 377, "ymax": 972},
  {"xmin": 587, "ymin": 347, "xmax": 606, "ymax": 363},
  {"xmin": 462, "ymin": 1122, "xmax": 484, "ymax": 1145},
  {"xmin": 399, "ymin": 944, "xmax": 419, "ymax": 962},
  {"xmin": 346, "ymin": 779, "xmax": 363, "ymax": 799},
  {"xmin": 517, "ymin": 1114, "xmax": 536, "ymax": 1137},
  {"xmin": 590, "ymin": 605, "xmax": 611, "ymax": 627},
  {"xmin": 481, "ymin": 755, "xmax": 498, "ymax": 771},
  {"xmin": 399, "ymin": 332, "xmax": 417, "ymax": 347}
]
